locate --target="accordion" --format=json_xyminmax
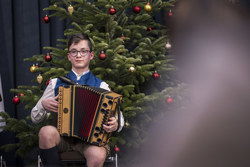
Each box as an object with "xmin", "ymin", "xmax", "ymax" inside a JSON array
[{"xmin": 57, "ymin": 85, "xmax": 122, "ymax": 146}]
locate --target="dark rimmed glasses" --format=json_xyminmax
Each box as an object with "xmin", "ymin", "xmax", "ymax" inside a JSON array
[{"xmin": 68, "ymin": 49, "xmax": 90, "ymax": 57}]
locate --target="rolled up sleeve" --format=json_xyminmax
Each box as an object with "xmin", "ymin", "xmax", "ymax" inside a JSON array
[{"xmin": 31, "ymin": 78, "xmax": 57, "ymax": 124}]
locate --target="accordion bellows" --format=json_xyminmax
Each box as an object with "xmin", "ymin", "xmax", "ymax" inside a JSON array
[{"xmin": 57, "ymin": 85, "xmax": 122, "ymax": 146}]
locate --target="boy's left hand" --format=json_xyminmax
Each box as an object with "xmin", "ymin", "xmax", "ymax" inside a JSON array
[{"xmin": 103, "ymin": 117, "xmax": 118, "ymax": 132}]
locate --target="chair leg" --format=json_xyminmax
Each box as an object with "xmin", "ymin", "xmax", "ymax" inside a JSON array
[
  {"xmin": 115, "ymin": 153, "xmax": 118, "ymax": 167},
  {"xmin": 0, "ymin": 155, "xmax": 6, "ymax": 167},
  {"xmin": 38, "ymin": 155, "xmax": 42, "ymax": 167}
]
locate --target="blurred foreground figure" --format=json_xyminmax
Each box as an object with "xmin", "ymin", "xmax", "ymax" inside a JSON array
[{"xmin": 132, "ymin": 0, "xmax": 250, "ymax": 167}]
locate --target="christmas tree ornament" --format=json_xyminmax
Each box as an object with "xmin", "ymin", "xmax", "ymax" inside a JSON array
[
  {"xmin": 99, "ymin": 51, "xmax": 106, "ymax": 60},
  {"xmin": 35, "ymin": 63, "xmax": 39, "ymax": 68},
  {"xmin": 68, "ymin": 4, "xmax": 74, "ymax": 15},
  {"xmin": 129, "ymin": 66, "xmax": 136, "ymax": 73},
  {"xmin": 152, "ymin": 71, "xmax": 160, "ymax": 79},
  {"xmin": 118, "ymin": 48, "xmax": 123, "ymax": 54},
  {"xmin": 166, "ymin": 97, "xmax": 173, "ymax": 103},
  {"xmin": 121, "ymin": 34, "xmax": 125, "ymax": 40},
  {"xmin": 44, "ymin": 53, "xmax": 52, "ymax": 62},
  {"xmin": 18, "ymin": 93, "xmax": 24, "ymax": 97},
  {"xmin": 43, "ymin": 15, "xmax": 50, "ymax": 23},
  {"xmin": 30, "ymin": 64, "xmax": 36, "ymax": 73},
  {"xmin": 114, "ymin": 146, "xmax": 120, "ymax": 153},
  {"xmin": 46, "ymin": 79, "xmax": 50, "ymax": 85},
  {"xmin": 168, "ymin": 9, "xmax": 173, "ymax": 16},
  {"xmin": 12, "ymin": 96, "xmax": 20, "ymax": 105},
  {"xmin": 37, "ymin": 74, "xmax": 43, "ymax": 84},
  {"xmin": 147, "ymin": 27, "xmax": 152, "ymax": 31},
  {"xmin": 144, "ymin": 2, "xmax": 152, "ymax": 12},
  {"xmin": 125, "ymin": 121, "xmax": 130, "ymax": 127},
  {"xmin": 109, "ymin": 6, "xmax": 116, "ymax": 15},
  {"xmin": 165, "ymin": 42, "xmax": 172, "ymax": 49},
  {"xmin": 133, "ymin": 6, "xmax": 141, "ymax": 14},
  {"xmin": 53, "ymin": 3, "xmax": 57, "ymax": 7}
]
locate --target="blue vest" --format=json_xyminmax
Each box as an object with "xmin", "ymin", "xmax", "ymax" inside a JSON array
[{"xmin": 54, "ymin": 70, "xmax": 103, "ymax": 96}]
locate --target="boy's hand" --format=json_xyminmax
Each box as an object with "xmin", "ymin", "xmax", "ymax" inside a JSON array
[
  {"xmin": 103, "ymin": 117, "xmax": 118, "ymax": 133},
  {"xmin": 41, "ymin": 95, "xmax": 59, "ymax": 112}
]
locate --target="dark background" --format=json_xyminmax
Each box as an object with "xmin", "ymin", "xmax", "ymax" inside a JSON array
[
  {"xmin": 0, "ymin": 0, "xmax": 66, "ymax": 166},
  {"xmin": 0, "ymin": 0, "xmax": 249, "ymax": 166}
]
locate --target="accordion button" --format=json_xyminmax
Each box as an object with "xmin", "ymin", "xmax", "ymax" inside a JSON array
[
  {"xmin": 94, "ymin": 133, "xmax": 99, "ymax": 138},
  {"xmin": 63, "ymin": 108, "xmax": 68, "ymax": 113},
  {"xmin": 106, "ymin": 95, "xmax": 113, "ymax": 100},
  {"xmin": 103, "ymin": 103, "xmax": 108, "ymax": 108},
  {"xmin": 95, "ymin": 127, "xmax": 100, "ymax": 131},
  {"xmin": 108, "ymin": 100, "xmax": 113, "ymax": 105}
]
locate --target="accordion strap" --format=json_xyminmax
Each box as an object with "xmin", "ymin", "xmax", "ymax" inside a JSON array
[{"xmin": 58, "ymin": 76, "xmax": 78, "ymax": 85}]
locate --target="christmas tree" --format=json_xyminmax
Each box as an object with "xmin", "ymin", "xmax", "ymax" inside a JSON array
[{"xmin": 0, "ymin": 0, "xmax": 186, "ymax": 165}]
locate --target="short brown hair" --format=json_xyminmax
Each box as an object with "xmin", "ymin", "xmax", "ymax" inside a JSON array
[{"xmin": 68, "ymin": 33, "xmax": 92, "ymax": 52}]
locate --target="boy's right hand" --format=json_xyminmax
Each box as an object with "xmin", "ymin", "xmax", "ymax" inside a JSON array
[{"xmin": 41, "ymin": 95, "xmax": 59, "ymax": 112}]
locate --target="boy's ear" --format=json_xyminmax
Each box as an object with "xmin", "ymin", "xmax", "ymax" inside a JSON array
[
  {"xmin": 67, "ymin": 53, "xmax": 71, "ymax": 61},
  {"xmin": 90, "ymin": 51, "xmax": 94, "ymax": 60}
]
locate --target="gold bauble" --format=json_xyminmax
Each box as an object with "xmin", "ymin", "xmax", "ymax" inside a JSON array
[
  {"xmin": 125, "ymin": 121, "xmax": 130, "ymax": 127},
  {"xmin": 68, "ymin": 4, "xmax": 74, "ymax": 15},
  {"xmin": 129, "ymin": 66, "xmax": 136, "ymax": 73},
  {"xmin": 30, "ymin": 64, "xmax": 36, "ymax": 73},
  {"xmin": 118, "ymin": 48, "xmax": 123, "ymax": 54},
  {"xmin": 144, "ymin": 2, "xmax": 152, "ymax": 12},
  {"xmin": 37, "ymin": 74, "xmax": 43, "ymax": 84},
  {"xmin": 165, "ymin": 42, "xmax": 172, "ymax": 49}
]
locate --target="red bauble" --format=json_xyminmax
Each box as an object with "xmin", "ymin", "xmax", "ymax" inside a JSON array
[
  {"xmin": 114, "ymin": 146, "xmax": 120, "ymax": 153},
  {"xmin": 12, "ymin": 96, "xmax": 20, "ymax": 104},
  {"xmin": 35, "ymin": 63, "xmax": 39, "ymax": 68},
  {"xmin": 18, "ymin": 93, "xmax": 24, "ymax": 97},
  {"xmin": 121, "ymin": 35, "xmax": 125, "ymax": 40},
  {"xmin": 46, "ymin": 79, "xmax": 50, "ymax": 85},
  {"xmin": 168, "ymin": 10, "xmax": 173, "ymax": 16},
  {"xmin": 99, "ymin": 51, "xmax": 106, "ymax": 60},
  {"xmin": 166, "ymin": 97, "xmax": 173, "ymax": 103},
  {"xmin": 44, "ymin": 53, "xmax": 52, "ymax": 62},
  {"xmin": 109, "ymin": 7, "xmax": 116, "ymax": 15},
  {"xmin": 152, "ymin": 72, "xmax": 160, "ymax": 79},
  {"xmin": 133, "ymin": 6, "xmax": 141, "ymax": 14},
  {"xmin": 43, "ymin": 15, "xmax": 50, "ymax": 23},
  {"xmin": 147, "ymin": 27, "xmax": 152, "ymax": 31}
]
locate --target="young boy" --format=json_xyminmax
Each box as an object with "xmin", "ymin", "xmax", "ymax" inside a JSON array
[{"xmin": 31, "ymin": 33, "xmax": 124, "ymax": 167}]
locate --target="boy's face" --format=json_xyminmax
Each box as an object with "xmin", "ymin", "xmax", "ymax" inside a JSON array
[{"xmin": 67, "ymin": 40, "xmax": 94, "ymax": 73}]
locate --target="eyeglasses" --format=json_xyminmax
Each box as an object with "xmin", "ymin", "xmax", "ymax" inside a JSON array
[{"xmin": 68, "ymin": 49, "xmax": 90, "ymax": 57}]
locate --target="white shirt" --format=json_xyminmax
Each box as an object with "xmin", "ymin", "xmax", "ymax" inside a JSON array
[{"xmin": 31, "ymin": 70, "xmax": 124, "ymax": 132}]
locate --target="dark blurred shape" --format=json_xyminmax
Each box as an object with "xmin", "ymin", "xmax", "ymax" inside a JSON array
[{"xmin": 130, "ymin": 0, "xmax": 250, "ymax": 167}]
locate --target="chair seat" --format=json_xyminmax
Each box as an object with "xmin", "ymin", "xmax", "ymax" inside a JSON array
[
  {"xmin": 59, "ymin": 151, "xmax": 116, "ymax": 163},
  {"xmin": 60, "ymin": 151, "xmax": 85, "ymax": 162},
  {"xmin": 38, "ymin": 151, "xmax": 117, "ymax": 167}
]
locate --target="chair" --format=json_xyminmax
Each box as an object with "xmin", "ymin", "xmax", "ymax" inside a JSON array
[{"xmin": 38, "ymin": 150, "xmax": 118, "ymax": 167}]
